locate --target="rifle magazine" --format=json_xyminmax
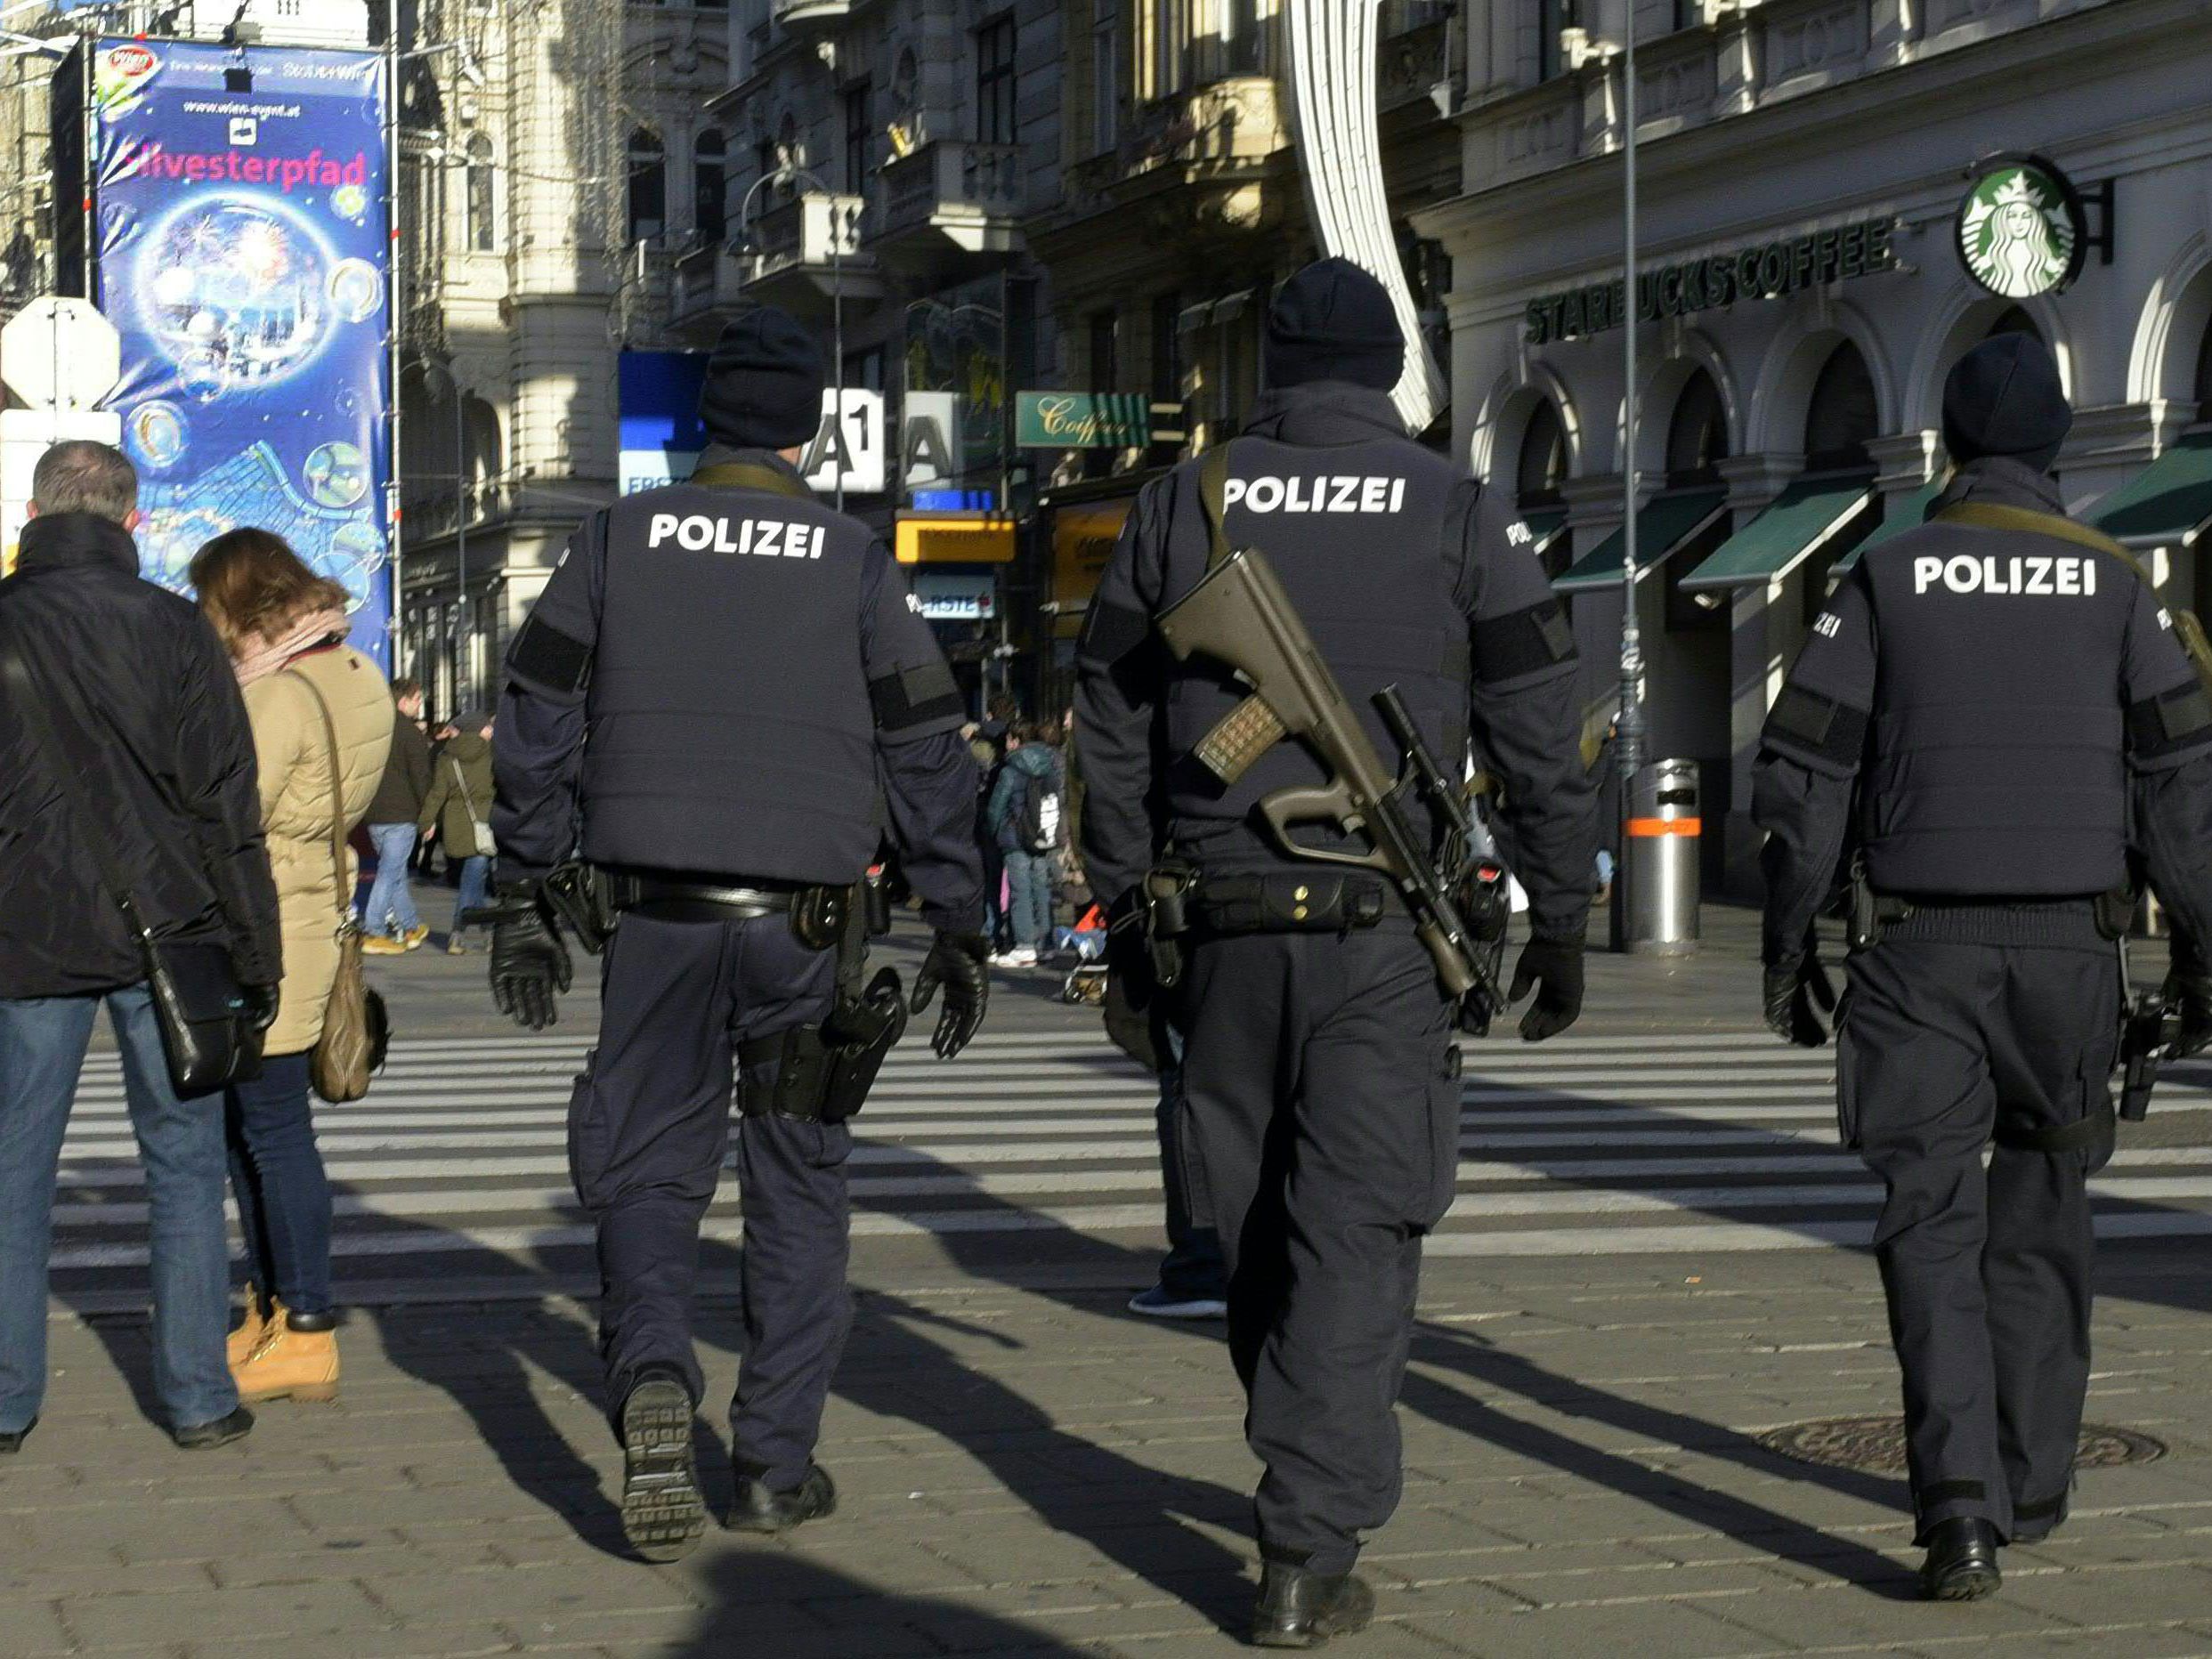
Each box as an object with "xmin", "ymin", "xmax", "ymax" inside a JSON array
[{"xmin": 1197, "ymin": 694, "xmax": 1289, "ymax": 782}]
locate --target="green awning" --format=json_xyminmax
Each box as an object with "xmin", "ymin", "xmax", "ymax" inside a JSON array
[
  {"xmin": 1519, "ymin": 506, "xmax": 1568, "ymax": 559},
  {"xmin": 1552, "ymin": 488, "xmax": 1728, "ymax": 595},
  {"xmin": 2094, "ymin": 430, "xmax": 2212, "ymax": 547},
  {"xmin": 1678, "ymin": 476, "xmax": 1874, "ymax": 593},
  {"xmin": 1831, "ymin": 480, "xmax": 1943, "ymax": 578}
]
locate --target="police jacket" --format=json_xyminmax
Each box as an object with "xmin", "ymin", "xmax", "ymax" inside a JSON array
[
  {"xmin": 0, "ymin": 512, "xmax": 281, "ymax": 998},
  {"xmin": 1754, "ymin": 457, "xmax": 2212, "ymax": 961},
  {"xmin": 493, "ymin": 445, "xmax": 984, "ymax": 930},
  {"xmin": 1074, "ymin": 382, "xmax": 1595, "ymax": 943}
]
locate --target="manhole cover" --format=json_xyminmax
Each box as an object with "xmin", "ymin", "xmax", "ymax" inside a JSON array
[{"xmin": 1757, "ymin": 1416, "xmax": 2167, "ymax": 1473}]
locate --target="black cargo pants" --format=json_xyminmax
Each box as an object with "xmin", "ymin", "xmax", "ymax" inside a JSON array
[
  {"xmin": 1179, "ymin": 922, "xmax": 1460, "ymax": 1574},
  {"xmin": 568, "ymin": 910, "xmax": 847, "ymax": 1493},
  {"xmin": 1838, "ymin": 936, "xmax": 2119, "ymax": 1546}
]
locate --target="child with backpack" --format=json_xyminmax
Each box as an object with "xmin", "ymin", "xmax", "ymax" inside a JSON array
[{"xmin": 985, "ymin": 718, "xmax": 1066, "ymax": 966}]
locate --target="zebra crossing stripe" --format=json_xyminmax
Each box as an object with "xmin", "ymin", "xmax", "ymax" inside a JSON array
[{"xmin": 45, "ymin": 1028, "xmax": 2212, "ymax": 1283}]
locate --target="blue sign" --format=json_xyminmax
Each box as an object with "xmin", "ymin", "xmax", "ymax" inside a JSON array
[
  {"xmin": 93, "ymin": 38, "xmax": 392, "ymax": 666},
  {"xmin": 617, "ymin": 350, "xmax": 709, "ymax": 495}
]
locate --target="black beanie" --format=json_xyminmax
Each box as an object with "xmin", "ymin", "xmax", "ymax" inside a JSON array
[
  {"xmin": 1264, "ymin": 257, "xmax": 1405, "ymax": 391},
  {"xmin": 1942, "ymin": 332, "xmax": 2071, "ymax": 473},
  {"xmin": 698, "ymin": 306, "xmax": 826, "ymax": 450}
]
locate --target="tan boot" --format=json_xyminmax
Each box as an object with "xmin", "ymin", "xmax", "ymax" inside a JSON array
[
  {"xmin": 226, "ymin": 1288, "xmax": 271, "ymax": 1370},
  {"xmin": 232, "ymin": 1310, "xmax": 340, "ymax": 1404}
]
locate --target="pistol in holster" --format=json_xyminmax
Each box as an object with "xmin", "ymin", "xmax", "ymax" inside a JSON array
[{"xmin": 738, "ymin": 874, "xmax": 907, "ymax": 1124}]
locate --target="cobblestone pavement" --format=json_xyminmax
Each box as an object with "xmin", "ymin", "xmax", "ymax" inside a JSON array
[{"xmin": 7, "ymin": 908, "xmax": 2209, "ymax": 1655}]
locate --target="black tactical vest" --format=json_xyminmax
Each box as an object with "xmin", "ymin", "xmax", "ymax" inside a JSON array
[
  {"xmin": 1155, "ymin": 433, "xmax": 1471, "ymax": 871},
  {"xmin": 579, "ymin": 472, "xmax": 881, "ymax": 886},
  {"xmin": 1854, "ymin": 514, "xmax": 2135, "ymax": 896}
]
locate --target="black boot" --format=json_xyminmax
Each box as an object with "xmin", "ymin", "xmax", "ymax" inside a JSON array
[
  {"xmin": 1252, "ymin": 1561, "xmax": 1376, "ymax": 1648},
  {"xmin": 0, "ymin": 1418, "xmax": 34, "ymax": 1454},
  {"xmin": 617, "ymin": 1369, "xmax": 705, "ymax": 1563},
  {"xmin": 726, "ymin": 1462, "xmax": 837, "ymax": 1534},
  {"xmin": 1919, "ymin": 1516, "xmax": 2002, "ymax": 1600},
  {"xmin": 172, "ymin": 1406, "xmax": 254, "ymax": 1450}
]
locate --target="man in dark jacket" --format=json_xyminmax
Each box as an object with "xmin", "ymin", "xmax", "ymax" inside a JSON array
[
  {"xmin": 1754, "ymin": 335, "xmax": 2212, "ymax": 1598},
  {"xmin": 0, "ymin": 441, "xmax": 280, "ymax": 1453},
  {"xmin": 362, "ymin": 676, "xmax": 434, "ymax": 952}
]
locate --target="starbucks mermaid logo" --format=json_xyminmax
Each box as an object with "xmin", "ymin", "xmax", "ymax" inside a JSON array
[{"xmin": 1957, "ymin": 162, "xmax": 2082, "ymax": 299}]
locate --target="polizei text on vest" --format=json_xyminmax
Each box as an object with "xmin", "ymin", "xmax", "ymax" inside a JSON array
[{"xmin": 646, "ymin": 514, "xmax": 829, "ymax": 559}]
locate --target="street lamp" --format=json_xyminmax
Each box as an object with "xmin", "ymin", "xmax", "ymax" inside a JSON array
[
  {"xmin": 1613, "ymin": 8, "xmax": 1645, "ymax": 951},
  {"xmin": 730, "ymin": 163, "xmax": 847, "ymax": 511}
]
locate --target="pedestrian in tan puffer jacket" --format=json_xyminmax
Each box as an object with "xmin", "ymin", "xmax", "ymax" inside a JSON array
[{"xmin": 190, "ymin": 530, "xmax": 392, "ymax": 1406}]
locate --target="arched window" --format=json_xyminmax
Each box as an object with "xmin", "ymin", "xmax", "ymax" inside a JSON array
[
  {"xmin": 1988, "ymin": 305, "xmax": 2042, "ymax": 343},
  {"xmin": 1516, "ymin": 401, "xmax": 1568, "ymax": 508},
  {"xmin": 1803, "ymin": 342, "xmax": 1877, "ymax": 473},
  {"xmin": 1665, "ymin": 368, "xmax": 1727, "ymax": 486},
  {"xmin": 626, "ymin": 129, "xmax": 666, "ymax": 244},
  {"xmin": 694, "ymin": 128, "xmax": 726, "ymax": 243},
  {"xmin": 465, "ymin": 135, "xmax": 494, "ymax": 253}
]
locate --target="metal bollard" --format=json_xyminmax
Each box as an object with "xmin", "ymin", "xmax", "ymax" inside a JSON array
[{"xmin": 1618, "ymin": 758, "xmax": 1700, "ymax": 956}]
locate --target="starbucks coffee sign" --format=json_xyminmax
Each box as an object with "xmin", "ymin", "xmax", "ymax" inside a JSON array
[
  {"xmin": 1957, "ymin": 155, "xmax": 2086, "ymax": 299},
  {"xmin": 1524, "ymin": 218, "xmax": 1899, "ymax": 345}
]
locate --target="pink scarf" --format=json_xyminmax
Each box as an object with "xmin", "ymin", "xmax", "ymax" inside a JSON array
[{"xmin": 232, "ymin": 606, "xmax": 352, "ymax": 688}]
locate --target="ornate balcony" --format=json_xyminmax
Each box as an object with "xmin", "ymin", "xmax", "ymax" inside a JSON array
[
  {"xmin": 871, "ymin": 140, "xmax": 1024, "ymax": 264},
  {"xmin": 668, "ymin": 241, "xmax": 749, "ymax": 341},
  {"xmin": 744, "ymin": 190, "xmax": 884, "ymax": 311}
]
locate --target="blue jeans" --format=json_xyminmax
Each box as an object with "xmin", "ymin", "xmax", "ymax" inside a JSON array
[
  {"xmin": 225, "ymin": 1051, "xmax": 332, "ymax": 1316},
  {"xmin": 1003, "ymin": 849, "xmax": 1055, "ymax": 951},
  {"xmin": 451, "ymin": 854, "xmax": 491, "ymax": 937},
  {"xmin": 0, "ymin": 986, "xmax": 237, "ymax": 1432},
  {"xmin": 362, "ymin": 822, "xmax": 420, "ymax": 937}
]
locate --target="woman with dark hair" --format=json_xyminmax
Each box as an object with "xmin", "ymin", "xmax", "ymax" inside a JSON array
[{"xmin": 190, "ymin": 529, "xmax": 392, "ymax": 1404}]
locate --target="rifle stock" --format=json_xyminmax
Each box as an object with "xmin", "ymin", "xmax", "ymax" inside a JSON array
[{"xmin": 1157, "ymin": 546, "xmax": 1488, "ymax": 1003}]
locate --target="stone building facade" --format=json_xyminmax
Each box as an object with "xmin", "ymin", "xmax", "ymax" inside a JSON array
[{"xmin": 1419, "ymin": 0, "xmax": 2212, "ymax": 891}]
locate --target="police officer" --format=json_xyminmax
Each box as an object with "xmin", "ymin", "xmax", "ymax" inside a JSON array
[
  {"xmin": 489, "ymin": 306, "xmax": 991, "ymax": 1562},
  {"xmin": 1075, "ymin": 259, "xmax": 1593, "ymax": 1646},
  {"xmin": 1754, "ymin": 332, "xmax": 2212, "ymax": 1599}
]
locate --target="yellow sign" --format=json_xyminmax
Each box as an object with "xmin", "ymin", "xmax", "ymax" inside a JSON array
[
  {"xmin": 1049, "ymin": 498, "xmax": 1134, "ymax": 637},
  {"xmin": 894, "ymin": 514, "xmax": 1017, "ymax": 564}
]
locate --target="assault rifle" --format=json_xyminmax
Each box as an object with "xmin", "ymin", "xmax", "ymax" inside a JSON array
[{"xmin": 1155, "ymin": 540, "xmax": 1504, "ymax": 1018}]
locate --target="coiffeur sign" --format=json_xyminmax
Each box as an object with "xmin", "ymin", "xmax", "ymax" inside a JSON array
[{"xmin": 1016, "ymin": 392, "xmax": 1151, "ymax": 449}]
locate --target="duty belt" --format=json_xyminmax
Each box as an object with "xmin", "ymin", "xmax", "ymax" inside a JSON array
[{"xmin": 603, "ymin": 868, "xmax": 801, "ymax": 920}]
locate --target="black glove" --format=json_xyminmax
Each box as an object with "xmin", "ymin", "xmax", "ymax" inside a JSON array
[
  {"xmin": 909, "ymin": 928, "xmax": 991, "ymax": 1059},
  {"xmin": 1763, "ymin": 950, "xmax": 1838, "ymax": 1048},
  {"xmin": 487, "ymin": 886, "xmax": 572, "ymax": 1032},
  {"xmin": 1509, "ymin": 935, "xmax": 1584, "ymax": 1042},
  {"xmin": 2165, "ymin": 969, "xmax": 2212, "ymax": 1060},
  {"xmin": 242, "ymin": 983, "xmax": 280, "ymax": 1033},
  {"xmin": 1103, "ymin": 918, "xmax": 1163, "ymax": 1072}
]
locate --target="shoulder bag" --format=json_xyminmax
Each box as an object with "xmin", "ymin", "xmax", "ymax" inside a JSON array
[
  {"xmin": 286, "ymin": 668, "xmax": 390, "ymax": 1103},
  {"xmin": 0, "ymin": 622, "xmax": 262, "ymax": 1095},
  {"xmin": 450, "ymin": 754, "xmax": 493, "ymax": 859}
]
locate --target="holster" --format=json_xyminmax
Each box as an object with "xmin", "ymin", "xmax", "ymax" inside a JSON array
[
  {"xmin": 737, "ymin": 967, "xmax": 909, "ymax": 1124},
  {"xmin": 1139, "ymin": 862, "xmax": 1198, "ymax": 990},
  {"xmin": 1844, "ymin": 858, "xmax": 1913, "ymax": 952},
  {"xmin": 543, "ymin": 862, "xmax": 618, "ymax": 955}
]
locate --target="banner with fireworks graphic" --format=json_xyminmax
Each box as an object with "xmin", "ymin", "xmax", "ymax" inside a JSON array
[{"xmin": 91, "ymin": 37, "xmax": 391, "ymax": 666}]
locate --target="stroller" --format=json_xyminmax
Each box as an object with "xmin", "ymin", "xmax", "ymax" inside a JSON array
[{"xmin": 1055, "ymin": 901, "xmax": 1109, "ymax": 1004}]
